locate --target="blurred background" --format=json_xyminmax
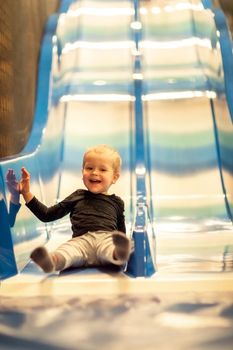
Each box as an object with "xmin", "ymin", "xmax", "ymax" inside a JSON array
[{"xmin": 0, "ymin": 0, "xmax": 59, "ymax": 158}]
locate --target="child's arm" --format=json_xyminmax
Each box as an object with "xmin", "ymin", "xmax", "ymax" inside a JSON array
[
  {"xmin": 19, "ymin": 167, "xmax": 73, "ymax": 222},
  {"xmin": 19, "ymin": 167, "xmax": 34, "ymax": 203}
]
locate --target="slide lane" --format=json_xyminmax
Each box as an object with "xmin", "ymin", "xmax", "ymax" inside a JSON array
[
  {"xmin": 0, "ymin": 0, "xmax": 138, "ymax": 279},
  {"xmin": 52, "ymin": 0, "xmax": 136, "ymax": 240},
  {"xmin": 140, "ymin": 0, "xmax": 233, "ymax": 271}
]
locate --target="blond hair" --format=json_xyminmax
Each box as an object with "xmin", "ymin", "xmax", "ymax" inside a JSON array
[{"xmin": 83, "ymin": 144, "xmax": 122, "ymax": 174}]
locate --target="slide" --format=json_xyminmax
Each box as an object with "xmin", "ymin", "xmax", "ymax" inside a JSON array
[
  {"xmin": 0, "ymin": 0, "xmax": 233, "ymax": 278},
  {"xmin": 0, "ymin": 1, "xmax": 233, "ymax": 349}
]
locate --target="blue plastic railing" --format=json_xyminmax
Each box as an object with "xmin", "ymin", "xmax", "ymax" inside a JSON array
[
  {"xmin": 126, "ymin": 0, "xmax": 156, "ymax": 277},
  {"xmin": 202, "ymin": 0, "xmax": 233, "ymax": 123}
]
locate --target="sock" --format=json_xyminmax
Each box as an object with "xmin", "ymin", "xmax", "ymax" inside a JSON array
[
  {"xmin": 30, "ymin": 246, "xmax": 55, "ymax": 273},
  {"xmin": 112, "ymin": 231, "xmax": 130, "ymax": 261}
]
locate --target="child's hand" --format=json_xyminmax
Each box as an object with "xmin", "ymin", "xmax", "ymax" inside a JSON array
[
  {"xmin": 6, "ymin": 169, "xmax": 20, "ymax": 197},
  {"xmin": 6, "ymin": 169, "xmax": 20, "ymax": 205},
  {"xmin": 19, "ymin": 167, "xmax": 31, "ymax": 195},
  {"xmin": 19, "ymin": 167, "xmax": 34, "ymax": 203}
]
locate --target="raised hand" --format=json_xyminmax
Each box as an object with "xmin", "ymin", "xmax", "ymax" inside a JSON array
[
  {"xmin": 6, "ymin": 169, "xmax": 19, "ymax": 197},
  {"xmin": 19, "ymin": 167, "xmax": 31, "ymax": 195},
  {"xmin": 19, "ymin": 167, "xmax": 34, "ymax": 203}
]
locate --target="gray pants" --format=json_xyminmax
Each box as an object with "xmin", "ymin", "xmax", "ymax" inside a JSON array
[{"xmin": 54, "ymin": 231, "xmax": 126, "ymax": 270}]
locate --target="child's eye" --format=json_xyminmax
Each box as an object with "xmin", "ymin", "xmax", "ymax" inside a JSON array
[
  {"xmin": 100, "ymin": 168, "xmax": 107, "ymax": 172},
  {"xmin": 85, "ymin": 166, "xmax": 93, "ymax": 170}
]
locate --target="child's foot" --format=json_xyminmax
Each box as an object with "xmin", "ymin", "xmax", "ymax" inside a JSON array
[
  {"xmin": 112, "ymin": 231, "xmax": 130, "ymax": 261},
  {"xmin": 30, "ymin": 246, "xmax": 55, "ymax": 273}
]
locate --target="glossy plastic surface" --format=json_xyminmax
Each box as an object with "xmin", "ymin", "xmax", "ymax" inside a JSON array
[{"xmin": 1, "ymin": 0, "xmax": 233, "ymax": 280}]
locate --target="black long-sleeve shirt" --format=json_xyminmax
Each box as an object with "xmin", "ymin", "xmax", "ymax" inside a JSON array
[{"xmin": 26, "ymin": 189, "xmax": 126, "ymax": 237}]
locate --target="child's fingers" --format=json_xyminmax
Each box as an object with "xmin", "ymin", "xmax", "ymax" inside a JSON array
[
  {"xmin": 21, "ymin": 167, "xmax": 30, "ymax": 178},
  {"xmin": 6, "ymin": 169, "xmax": 17, "ymax": 181},
  {"xmin": 6, "ymin": 170, "xmax": 11, "ymax": 180},
  {"xmin": 6, "ymin": 169, "xmax": 13, "ymax": 178}
]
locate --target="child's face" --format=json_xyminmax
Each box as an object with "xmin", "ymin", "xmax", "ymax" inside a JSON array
[{"xmin": 82, "ymin": 151, "xmax": 119, "ymax": 194}]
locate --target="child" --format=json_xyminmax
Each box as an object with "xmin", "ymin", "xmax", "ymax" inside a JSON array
[{"xmin": 19, "ymin": 144, "xmax": 131, "ymax": 273}]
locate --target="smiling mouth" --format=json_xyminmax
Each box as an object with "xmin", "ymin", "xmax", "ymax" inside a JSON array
[{"xmin": 90, "ymin": 179, "xmax": 101, "ymax": 184}]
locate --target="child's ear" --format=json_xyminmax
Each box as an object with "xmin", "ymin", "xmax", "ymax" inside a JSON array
[{"xmin": 112, "ymin": 173, "xmax": 120, "ymax": 184}]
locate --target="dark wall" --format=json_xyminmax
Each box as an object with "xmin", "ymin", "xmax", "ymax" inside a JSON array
[
  {"xmin": 217, "ymin": 0, "xmax": 233, "ymax": 32},
  {"xmin": 0, "ymin": 0, "xmax": 59, "ymax": 158},
  {"xmin": 219, "ymin": 0, "xmax": 233, "ymax": 15}
]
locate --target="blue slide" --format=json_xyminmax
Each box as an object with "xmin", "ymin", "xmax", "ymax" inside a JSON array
[{"xmin": 0, "ymin": 0, "xmax": 233, "ymax": 281}]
